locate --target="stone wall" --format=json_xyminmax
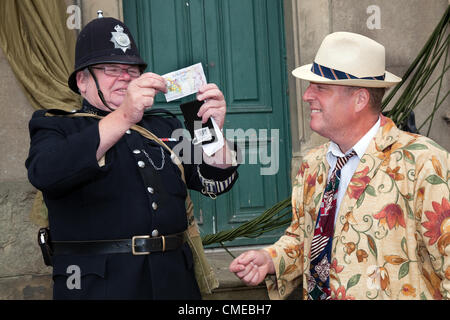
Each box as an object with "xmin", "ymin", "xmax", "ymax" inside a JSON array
[
  {"xmin": 0, "ymin": 46, "xmax": 52, "ymax": 299},
  {"xmin": 287, "ymin": 0, "xmax": 450, "ymax": 179}
]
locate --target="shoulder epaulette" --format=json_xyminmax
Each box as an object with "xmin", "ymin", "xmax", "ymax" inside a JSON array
[{"xmin": 44, "ymin": 108, "xmax": 80, "ymax": 116}]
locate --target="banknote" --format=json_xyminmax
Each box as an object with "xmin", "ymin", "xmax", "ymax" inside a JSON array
[{"xmin": 162, "ymin": 63, "xmax": 207, "ymax": 102}]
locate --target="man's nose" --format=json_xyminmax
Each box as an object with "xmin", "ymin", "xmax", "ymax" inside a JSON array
[
  {"xmin": 118, "ymin": 69, "xmax": 132, "ymax": 80},
  {"xmin": 302, "ymin": 84, "xmax": 314, "ymax": 102}
]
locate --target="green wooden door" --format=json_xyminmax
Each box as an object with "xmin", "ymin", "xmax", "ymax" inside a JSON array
[{"xmin": 124, "ymin": 0, "xmax": 291, "ymax": 247}]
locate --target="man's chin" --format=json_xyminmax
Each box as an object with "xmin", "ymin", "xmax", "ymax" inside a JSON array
[
  {"xmin": 105, "ymin": 99, "xmax": 123, "ymax": 110},
  {"xmin": 309, "ymin": 122, "xmax": 329, "ymax": 139},
  {"xmin": 309, "ymin": 121, "xmax": 322, "ymax": 134}
]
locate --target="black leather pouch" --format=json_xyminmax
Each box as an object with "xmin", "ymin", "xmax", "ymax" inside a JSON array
[{"xmin": 179, "ymin": 100, "xmax": 216, "ymax": 145}]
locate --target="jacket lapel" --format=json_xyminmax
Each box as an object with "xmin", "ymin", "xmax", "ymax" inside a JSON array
[
  {"xmin": 304, "ymin": 143, "xmax": 330, "ymax": 226},
  {"xmin": 336, "ymin": 116, "xmax": 402, "ymax": 224}
]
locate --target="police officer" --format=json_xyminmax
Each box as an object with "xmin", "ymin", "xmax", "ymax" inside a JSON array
[{"xmin": 25, "ymin": 13, "xmax": 238, "ymax": 299}]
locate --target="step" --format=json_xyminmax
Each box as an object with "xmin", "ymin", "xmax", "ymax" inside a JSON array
[{"xmin": 203, "ymin": 246, "xmax": 269, "ymax": 300}]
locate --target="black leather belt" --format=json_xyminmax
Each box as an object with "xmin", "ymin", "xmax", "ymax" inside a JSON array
[{"xmin": 51, "ymin": 232, "xmax": 185, "ymax": 256}]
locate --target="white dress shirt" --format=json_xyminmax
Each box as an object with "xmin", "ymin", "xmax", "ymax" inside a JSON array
[{"xmin": 326, "ymin": 117, "xmax": 381, "ymax": 222}]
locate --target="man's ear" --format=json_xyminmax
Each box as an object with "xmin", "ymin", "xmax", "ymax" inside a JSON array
[
  {"xmin": 353, "ymin": 88, "xmax": 370, "ymax": 113},
  {"xmin": 76, "ymin": 70, "xmax": 88, "ymax": 94}
]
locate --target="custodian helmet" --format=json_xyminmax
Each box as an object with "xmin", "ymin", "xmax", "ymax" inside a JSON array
[{"xmin": 68, "ymin": 13, "xmax": 147, "ymax": 94}]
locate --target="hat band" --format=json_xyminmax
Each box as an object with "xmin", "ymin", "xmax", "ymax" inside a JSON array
[{"xmin": 311, "ymin": 62, "xmax": 385, "ymax": 81}]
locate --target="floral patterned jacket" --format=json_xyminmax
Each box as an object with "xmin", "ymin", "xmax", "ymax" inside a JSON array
[{"xmin": 264, "ymin": 116, "xmax": 450, "ymax": 300}]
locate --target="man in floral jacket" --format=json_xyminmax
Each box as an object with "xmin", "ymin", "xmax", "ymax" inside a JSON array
[{"xmin": 229, "ymin": 32, "xmax": 449, "ymax": 300}]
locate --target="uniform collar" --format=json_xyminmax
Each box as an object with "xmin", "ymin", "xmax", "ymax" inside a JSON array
[{"xmin": 81, "ymin": 99, "xmax": 111, "ymax": 117}]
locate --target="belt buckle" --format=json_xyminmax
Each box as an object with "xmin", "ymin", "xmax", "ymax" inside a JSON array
[{"xmin": 132, "ymin": 235, "xmax": 151, "ymax": 255}]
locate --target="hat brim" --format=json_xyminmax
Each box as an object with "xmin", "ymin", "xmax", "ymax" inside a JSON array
[
  {"xmin": 292, "ymin": 64, "xmax": 402, "ymax": 88},
  {"xmin": 68, "ymin": 57, "xmax": 147, "ymax": 94}
]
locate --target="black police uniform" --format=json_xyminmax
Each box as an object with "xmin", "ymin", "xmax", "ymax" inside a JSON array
[{"xmin": 25, "ymin": 100, "xmax": 238, "ymax": 299}]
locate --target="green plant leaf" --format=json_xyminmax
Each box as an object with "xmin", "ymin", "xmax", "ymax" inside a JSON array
[
  {"xmin": 356, "ymin": 192, "xmax": 365, "ymax": 208},
  {"xmin": 365, "ymin": 185, "xmax": 376, "ymax": 197},
  {"xmin": 426, "ymin": 174, "xmax": 445, "ymax": 185},
  {"xmin": 398, "ymin": 262, "xmax": 410, "ymax": 279},
  {"xmin": 279, "ymin": 256, "xmax": 285, "ymax": 275},
  {"xmin": 401, "ymin": 237, "xmax": 408, "ymax": 255},
  {"xmin": 314, "ymin": 192, "xmax": 322, "ymax": 207},
  {"xmin": 404, "ymin": 199, "xmax": 414, "ymax": 219},
  {"xmin": 367, "ymin": 235, "xmax": 378, "ymax": 258},
  {"xmin": 346, "ymin": 274, "xmax": 361, "ymax": 290},
  {"xmin": 404, "ymin": 144, "xmax": 428, "ymax": 151}
]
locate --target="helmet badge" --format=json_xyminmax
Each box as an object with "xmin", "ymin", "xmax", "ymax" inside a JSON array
[{"xmin": 110, "ymin": 25, "xmax": 131, "ymax": 53}]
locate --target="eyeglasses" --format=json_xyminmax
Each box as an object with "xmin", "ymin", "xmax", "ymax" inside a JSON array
[{"xmin": 91, "ymin": 65, "xmax": 141, "ymax": 78}]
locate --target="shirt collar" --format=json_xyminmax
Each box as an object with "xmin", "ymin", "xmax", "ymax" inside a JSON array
[{"xmin": 327, "ymin": 116, "xmax": 381, "ymax": 160}]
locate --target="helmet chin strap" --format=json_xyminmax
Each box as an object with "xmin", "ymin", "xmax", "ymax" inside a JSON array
[{"xmin": 88, "ymin": 67, "xmax": 115, "ymax": 112}]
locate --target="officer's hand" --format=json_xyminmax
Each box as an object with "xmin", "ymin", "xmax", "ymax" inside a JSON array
[
  {"xmin": 196, "ymin": 83, "xmax": 226, "ymax": 129},
  {"xmin": 229, "ymin": 250, "xmax": 275, "ymax": 286},
  {"xmin": 119, "ymin": 72, "xmax": 167, "ymax": 125}
]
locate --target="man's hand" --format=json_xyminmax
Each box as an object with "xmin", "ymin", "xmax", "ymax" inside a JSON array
[
  {"xmin": 196, "ymin": 83, "xmax": 226, "ymax": 129},
  {"xmin": 118, "ymin": 72, "xmax": 167, "ymax": 125},
  {"xmin": 196, "ymin": 83, "xmax": 237, "ymax": 168},
  {"xmin": 229, "ymin": 250, "xmax": 275, "ymax": 286},
  {"xmin": 97, "ymin": 72, "xmax": 166, "ymax": 160}
]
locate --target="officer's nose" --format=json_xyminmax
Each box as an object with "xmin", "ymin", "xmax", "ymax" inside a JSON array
[{"xmin": 118, "ymin": 70, "xmax": 132, "ymax": 81}]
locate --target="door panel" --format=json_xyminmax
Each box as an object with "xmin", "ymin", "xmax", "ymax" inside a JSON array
[{"xmin": 124, "ymin": 0, "xmax": 291, "ymax": 247}]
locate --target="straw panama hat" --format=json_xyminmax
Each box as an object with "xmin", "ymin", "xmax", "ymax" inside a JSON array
[{"xmin": 292, "ymin": 32, "xmax": 402, "ymax": 88}]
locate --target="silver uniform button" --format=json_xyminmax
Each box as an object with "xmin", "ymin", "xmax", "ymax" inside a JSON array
[
  {"xmin": 133, "ymin": 149, "xmax": 141, "ymax": 154},
  {"xmin": 138, "ymin": 161, "xmax": 145, "ymax": 168},
  {"xmin": 152, "ymin": 202, "xmax": 158, "ymax": 210},
  {"xmin": 151, "ymin": 229, "xmax": 159, "ymax": 237},
  {"xmin": 147, "ymin": 187, "xmax": 154, "ymax": 194},
  {"xmin": 126, "ymin": 129, "xmax": 131, "ymax": 134}
]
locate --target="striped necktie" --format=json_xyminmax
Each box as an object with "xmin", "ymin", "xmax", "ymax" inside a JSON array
[{"xmin": 308, "ymin": 150, "xmax": 357, "ymax": 300}]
